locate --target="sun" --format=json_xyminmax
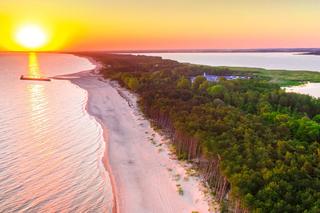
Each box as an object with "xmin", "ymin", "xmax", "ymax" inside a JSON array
[{"xmin": 15, "ymin": 25, "xmax": 47, "ymax": 49}]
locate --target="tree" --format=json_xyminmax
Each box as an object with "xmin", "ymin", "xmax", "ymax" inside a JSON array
[
  {"xmin": 313, "ymin": 114, "xmax": 320, "ymax": 123},
  {"xmin": 199, "ymin": 80, "xmax": 209, "ymax": 92},
  {"xmin": 177, "ymin": 76, "xmax": 191, "ymax": 89},
  {"xmin": 128, "ymin": 77, "xmax": 140, "ymax": 91},
  {"xmin": 207, "ymin": 85, "xmax": 226, "ymax": 99},
  {"xmin": 95, "ymin": 53, "xmax": 320, "ymax": 212},
  {"xmin": 192, "ymin": 75, "xmax": 206, "ymax": 90}
]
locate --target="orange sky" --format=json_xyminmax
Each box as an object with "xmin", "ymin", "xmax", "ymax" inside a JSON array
[{"xmin": 1, "ymin": 0, "xmax": 320, "ymax": 51}]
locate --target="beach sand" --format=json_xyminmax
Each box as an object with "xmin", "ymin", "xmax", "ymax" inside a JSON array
[
  {"xmin": 284, "ymin": 82, "xmax": 320, "ymax": 98},
  {"xmin": 64, "ymin": 59, "xmax": 217, "ymax": 213}
]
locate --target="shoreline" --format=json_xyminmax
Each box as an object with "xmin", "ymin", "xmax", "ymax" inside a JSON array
[
  {"xmin": 66, "ymin": 57, "xmax": 217, "ymax": 212},
  {"xmin": 96, "ymin": 115, "xmax": 120, "ymax": 213},
  {"xmin": 284, "ymin": 82, "xmax": 320, "ymax": 98},
  {"xmin": 54, "ymin": 59, "xmax": 119, "ymax": 213}
]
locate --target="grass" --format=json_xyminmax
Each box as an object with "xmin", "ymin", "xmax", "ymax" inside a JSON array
[
  {"xmin": 194, "ymin": 64, "xmax": 320, "ymax": 86},
  {"xmin": 217, "ymin": 66, "xmax": 320, "ymax": 86}
]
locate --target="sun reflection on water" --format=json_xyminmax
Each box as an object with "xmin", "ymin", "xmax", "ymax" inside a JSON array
[
  {"xmin": 0, "ymin": 54, "xmax": 112, "ymax": 211},
  {"xmin": 27, "ymin": 53, "xmax": 47, "ymax": 114},
  {"xmin": 28, "ymin": 52, "xmax": 41, "ymax": 78},
  {"xmin": 27, "ymin": 84, "xmax": 47, "ymax": 113},
  {"xmin": 26, "ymin": 52, "xmax": 49, "ymax": 135}
]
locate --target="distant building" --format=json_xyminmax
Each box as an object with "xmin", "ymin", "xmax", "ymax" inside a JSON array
[
  {"xmin": 203, "ymin": 72, "xmax": 219, "ymax": 81},
  {"xmin": 191, "ymin": 72, "xmax": 250, "ymax": 82}
]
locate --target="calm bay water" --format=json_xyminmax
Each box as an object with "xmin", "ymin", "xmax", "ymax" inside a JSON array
[
  {"xmin": 137, "ymin": 52, "xmax": 320, "ymax": 71},
  {"xmin": 0, "ymin": 53, "xmax": 112, "ymax": 212}
]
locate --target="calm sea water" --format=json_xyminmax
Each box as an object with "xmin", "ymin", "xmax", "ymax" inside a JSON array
[
  {"xmin": 0, "ymin": 53, "xmax": 112, "ymax": 212},
  {"xmin": 137, "ymin": 52, "xmax": 320, "ymax": 71}
]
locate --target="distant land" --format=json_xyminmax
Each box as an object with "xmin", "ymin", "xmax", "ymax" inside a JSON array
[
  {"xmin": 2, "ymin": 48, "xmax": 320, "ymax": 55},
  {"xmin": 80, "ymin": 48, "xmax": 320, "ymax": 54}
]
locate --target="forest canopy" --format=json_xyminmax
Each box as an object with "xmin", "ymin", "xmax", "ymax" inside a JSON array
[{"xmin": 84, "ymin": 53, "xmax": 320, "ymax": 212}]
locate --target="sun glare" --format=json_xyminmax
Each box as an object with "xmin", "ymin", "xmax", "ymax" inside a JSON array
[{"xmin": 15, "ymin": 25, "xmax": 47, "ymax": 49}]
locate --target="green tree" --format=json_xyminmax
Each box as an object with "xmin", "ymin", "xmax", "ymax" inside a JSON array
[
  {"xmin": 313, "ymin": 114, "xmax": 320, "ymax": 123},
  {"xmin": 128, "ymin": 77, "xmax": 140, "ymax": 91},
  {"xmin": 199, "ymin": 80, "xmax": 209, "ymax": 92},
  {"xmin": 207, "ymin": 85, "xmax": 226, "ymax": 99},
  {"xmin": 177, "ymin": 76, "xmax": 191, "ymax": 89},
  {"xmin": 192, "ymin": 75, "xmax": 206, "ymax": 90}
]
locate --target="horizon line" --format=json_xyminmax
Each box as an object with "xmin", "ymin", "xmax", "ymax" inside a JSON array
[{"xmin": 1, "ymin": 47, "xmax": 320, "ymax": 54}]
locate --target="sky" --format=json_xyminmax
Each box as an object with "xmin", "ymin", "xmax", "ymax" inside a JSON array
[{"xmin": 0, "ymin": 0, "xmax": 320, "ymax": 51}]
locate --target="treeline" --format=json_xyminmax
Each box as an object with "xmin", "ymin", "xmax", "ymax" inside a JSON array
[
  {"xmin": 86, "ymin": 53, "xmax": 180, "ymax": 72},
  {"xmin": 89, "ymin": 53, "xmax": 320, "ymax": 212}
]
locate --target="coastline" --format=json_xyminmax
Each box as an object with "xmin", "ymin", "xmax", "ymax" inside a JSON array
[
  {"xmin": 284, "ymin": 82, "xmax": 320, "ymax": 98},
  {"xmin": 66, "ymin": 57, "xmax": 217, "ymax": 212},
  {"xmin": 54, "ymin": 60, "xmax": 119, "ymax": 213}
]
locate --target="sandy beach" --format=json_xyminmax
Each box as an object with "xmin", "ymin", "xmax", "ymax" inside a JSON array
[
  {"xmin": 284, "ymin": 82, "xmax": 320, "ymax": 98},
  {"xmin": 64, "ymin": 59, "xmax": 217, "ymax": 213}
]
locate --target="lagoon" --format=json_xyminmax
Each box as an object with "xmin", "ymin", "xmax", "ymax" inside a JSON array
[{"xmin": 136, "ymin": 52, "xmax": 320, "ymax": 71}]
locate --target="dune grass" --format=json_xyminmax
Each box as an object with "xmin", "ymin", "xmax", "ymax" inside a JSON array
[{"xmin": 217, "ymin": 66, "xmax": 320, "ymax": 86}]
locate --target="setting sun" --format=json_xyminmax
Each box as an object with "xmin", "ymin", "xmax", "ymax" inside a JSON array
[
  {"xmin": 15, "ymin": 25, "xmax": 47, "ymax": 49},
  {"xmin": 1, "ymin": 1, "xmax": 320, "ymax": 213}
]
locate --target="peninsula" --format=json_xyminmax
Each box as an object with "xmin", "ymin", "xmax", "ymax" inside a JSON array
[{"xmin": 71, "ymin": 53, "xmax": 320, "ymax": 212}]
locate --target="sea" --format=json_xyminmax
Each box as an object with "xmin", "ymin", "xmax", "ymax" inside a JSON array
[{"xmin": 0, "ymin": 53, "xmax": 112, "ymax": 212}]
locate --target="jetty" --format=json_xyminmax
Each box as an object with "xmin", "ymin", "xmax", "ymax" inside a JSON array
[{"xmin": 20, "ymin": 75, "xmax": 51, "ymax": 81}]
